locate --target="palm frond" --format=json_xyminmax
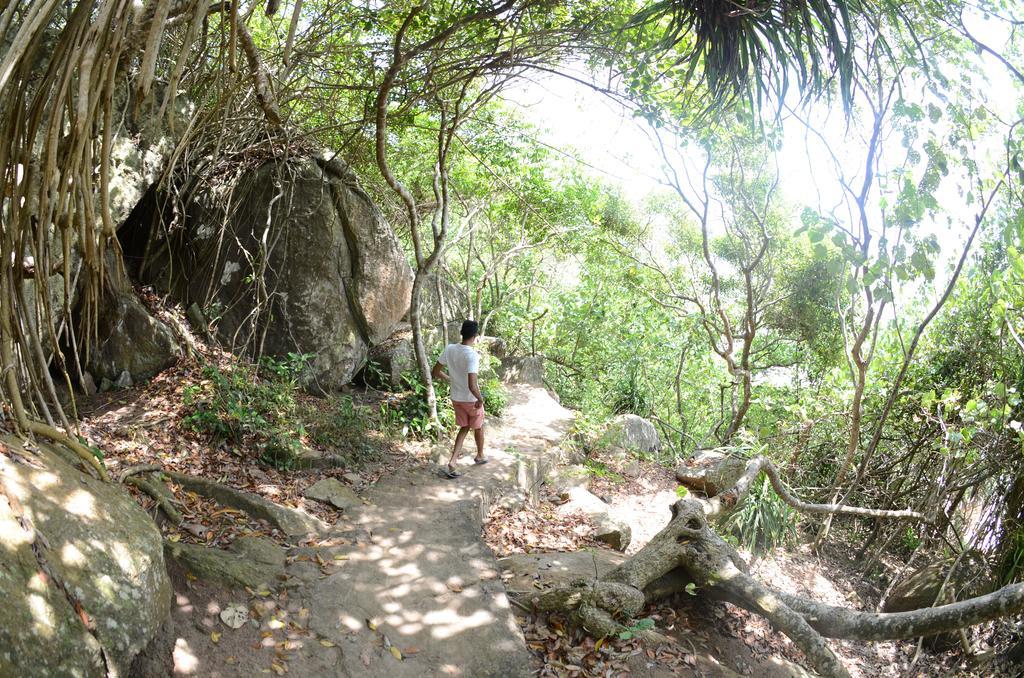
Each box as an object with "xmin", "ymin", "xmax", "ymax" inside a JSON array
[{"xmin": 627, "ymin": 0, "xmax": 859, "ymax": 111}]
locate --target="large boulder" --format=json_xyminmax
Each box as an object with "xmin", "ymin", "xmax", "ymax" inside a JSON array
[
  {"xmin": 87, "ymin": 289, "xmax": 180, "ymax": 383},
  {"xmin": 882, "ymin": 552, "xmax": 993, "ymax": 613},
  {"xmin": 0, "ymin": 435, "xmax": 171, "ymax": 676},
  {"xmin": 500, "ymin": 355, "xmax": 545, "ymax": 385},
  {"xmin": 164, "ymin": 537, "xmax": 287, "ymax": 590},
  {"xmin": 601, "ymin": 414, "xmax": 660, "ymax": 455},
  {"xmin": 143, "ymin": 155, "xmax": 413, "ymax": 391}
]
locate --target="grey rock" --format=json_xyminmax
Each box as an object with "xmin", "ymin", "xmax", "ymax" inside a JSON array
[
  {"xmin": 500, "ymin": 355, "xmax": 545, "ymax": 386},
  {"xmin": 365, "ymin": 326, "xmax": 414, "ymax": 390},
  {"xmin": 547, "ymin": 465, "xmax": 591, "ymax": 501},
  {"xmin": 81, "ymin": 371, "xmax": 98, "ymax": 395},
  {"xmin": 342, "ymin": 472, "xmax": 363, "ymax": 486},
  {"xmin": 479, "ymin": 335, "xmax": 506, "ymax": 360},
  {"xmin": 88, "ymin": 291, "xmax": 179, "ymax": 383},
  {"xmin": 230, "ymin": 536, "xmax": 288, "ymax": 570},
  {"xmin": 593, "ymin": 516, "xmax": 632, "ymax": 552},
  {"xmin": 115, "ymin": 369, "xmax": 134, "ymax": 390},
  {"xmin": 100, "ymin": 377, "xmax": 115, "ymax": 392},
  {"xmin": 623, "ymin": 461, "xmax": 642, "ymax": 479},
  {"xmin": 169, "ymin": 472, "xmax": 326, "ymax": 537},
  {"xmin": 305, "ymin": 478, "xmax": 360, "ymax": 511},
  {"xmin": 881, "ymin": 551, "xmax": 993, "ymax": 648},
  {"xmin": 165, "ymin": 540, "xmax": 285, "ymax": 590},
  {"xmin": 498, "ymin": 551, "xmax": 626, "ymax": 592},
  {"xmin": 556, "ymin": 486, "xmax": 631, "ymax": 552},
  {"xmin": 601, "ymin": 414, "xmax": 660, "ymax": 455},
  {"xmin": 143, "ymin": 155, "xmax": 413, "ymax": 391},
  {"xmin": 0, "ymin": 435, "xmax": 170, "ymax": 675}
]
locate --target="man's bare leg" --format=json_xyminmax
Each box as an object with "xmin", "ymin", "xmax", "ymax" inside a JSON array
[
  {"xmin": 447, "ymin": 426, "xmax": 471, "ymax": 471},
  {"xmin": 473, "ymin": 427, "xmax": 485, "ymax": 461}
]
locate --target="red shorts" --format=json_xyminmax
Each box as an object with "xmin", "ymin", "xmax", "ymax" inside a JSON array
[{"xmin": 453, "ymin": 400, "xmax": 484, "ymax": 429}]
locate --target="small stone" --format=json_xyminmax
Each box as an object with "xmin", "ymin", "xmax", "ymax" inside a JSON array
[
  {"xmin": 80, "ymin": 372, "xmax": 97, "ymax": 396},
  {"xmin": 99, "ymin": 378, "xmax": 115, "ymax": 392},
  {"xmin": 114, "ymin": 370, "xmax": 133, "ymax": 390},
  {"xmin": 304, "ymin": 478, "xmax": 360, "ymax": 511},
  {"xmin": 594, "ymin": 518, "xmax": 631, "ymax": 552},
  {"xmin": 342, "ymin": 472, "xmax": 362, "ymax": 486}
]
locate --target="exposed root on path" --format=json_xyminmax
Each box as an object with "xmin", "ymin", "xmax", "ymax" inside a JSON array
[{"xmin": 519, "ymin": 456, "xmax": 1024, "ymax": 678}]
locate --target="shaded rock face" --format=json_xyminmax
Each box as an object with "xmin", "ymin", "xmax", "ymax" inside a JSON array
[
  {"xmin": 164, "ymin": 537, "xmax": 287, "ymax": 590},
  {"xmin": 500, "ymin": 355, "xmax": 545, "ymax": 386},
  {"xmin": 602, "ymin": 414, "xmax": 660, "ymax": 455},
  {"xmin": 87, "ymin": 290, "xmax": 180, "ymax": 382},
  {"xmin": 0, "ymin": 435, "xmax": 170, "ymax": 676},
  {"xmin": 882, "ymin": 551, "xmax": 994, "ymax": 648},
  {"xmin": 883, "ymin": 551, "xmax": 993, "ymax": 613},
  {"xmin": 364, "ymin": 325, "xmax": 414, "ymax": 390},
  {"xmin": 144, "ymin": 155, "xmax": 413, "ymax": 391},
  {"xmin": 304, "ymin": 478, "xmax": 360, "ymax": 511}
]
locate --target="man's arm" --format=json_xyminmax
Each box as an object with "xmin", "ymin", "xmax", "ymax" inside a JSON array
[
  {"xmin": 431, "ymin": 361, "xmax": 449, "ymax": 382},
  {"xmin": 467, "ymin": 373, "xmax": 483, "ymax": 408}
]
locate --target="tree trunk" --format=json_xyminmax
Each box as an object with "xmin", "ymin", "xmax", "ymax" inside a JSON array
[{"xmin": 410, "ymin": 270, "xmax": 438, "ymax": 426}]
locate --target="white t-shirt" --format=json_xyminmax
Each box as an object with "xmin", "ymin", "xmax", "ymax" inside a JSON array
[{"xmin": 438, "ymin": 343, "xmax": 479, "ymax": 402}]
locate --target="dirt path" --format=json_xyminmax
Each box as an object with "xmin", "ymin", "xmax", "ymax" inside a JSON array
[{"xmin": 162, "ymin": 383, "xmax": 574, "ymax": 677}]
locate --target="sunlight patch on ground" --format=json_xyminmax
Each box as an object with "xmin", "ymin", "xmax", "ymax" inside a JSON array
[
  {"xmin": 423, "ymin": 608, "xmax": 494, "ymax": 639},
  {"xmin": 173, "ymin": 637, "xmax": 200, "ymax": 673}
]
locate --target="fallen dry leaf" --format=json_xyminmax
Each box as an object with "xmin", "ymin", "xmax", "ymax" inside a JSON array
[{"xmin": 220, "ymin": 604, "xmax": 248, "ymax": 629}]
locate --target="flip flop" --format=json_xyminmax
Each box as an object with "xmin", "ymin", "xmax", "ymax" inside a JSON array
[
  {"xmin": 473, "ymin": 458, "xmax": 489, "ymax": 465},
  {"xmin": 441, "ymin": 467, "xmax": 462, "ymax": 479}
]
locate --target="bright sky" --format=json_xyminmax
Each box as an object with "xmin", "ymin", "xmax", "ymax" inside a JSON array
[{"xmin": 500, "ymin": 10, "xmax": 1020, "ymax": 256}]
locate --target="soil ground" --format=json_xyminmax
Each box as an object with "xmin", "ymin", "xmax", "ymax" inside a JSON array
[{"xmin": 79, "ymin": 360, "xmax": 1017, "ymax": 677}]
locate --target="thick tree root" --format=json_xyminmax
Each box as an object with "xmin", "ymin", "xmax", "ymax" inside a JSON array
[
  {"xmin": 770, "ymin": 585, "xmax": 1024, "ymax": 641},
  {"xmin": 693, "ymin": 455, "xmax": 929, "ymax": 523},
  {"xmin": 27, "ymin": 421, "xmax": 109, "ymax": 482},
  {"xmin": 519, "ymin": 496, "xmax": 1024, "ymax": 678},
  {"xmin": 125, "ymin": 473, "xmax": 183, "ymax": 525},
  {"xmin": 715, "ymin": 564, "xmax": 849, "ymax": 678}
]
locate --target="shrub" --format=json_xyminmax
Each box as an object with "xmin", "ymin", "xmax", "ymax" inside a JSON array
[
  {"xmin": 724, "ymin": 474, "xmax": 797, "ymax": 555},
  {"xmin": 379, "ymin": 372, "xmax": 455, "ymax": 440},
  {"xmin": 182, "ymin": 353, "xmax": 310, "ymax": 469},
  {"xmin": 481, "ymin": 373, "xmax": 508, "ymax": 416}
]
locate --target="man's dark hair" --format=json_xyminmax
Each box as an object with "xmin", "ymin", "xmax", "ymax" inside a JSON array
[{"xmin": 460, "ymin": 319, "xmax": 479, "ymax": 340}]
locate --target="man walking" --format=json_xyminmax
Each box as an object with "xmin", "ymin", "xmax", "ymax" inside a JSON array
[{"xmin": 432, "ymin": 319, "xmax": 486, "ymax": 479}]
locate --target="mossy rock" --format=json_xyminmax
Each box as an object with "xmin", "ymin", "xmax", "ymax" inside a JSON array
[{"xmin": 0, "ymin": 435, "xmax": 170, "ymax": 676}]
